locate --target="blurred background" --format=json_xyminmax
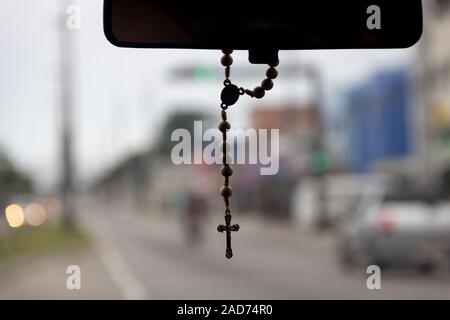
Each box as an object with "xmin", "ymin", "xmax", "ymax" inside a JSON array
[{"xmin": 1, "ymin": 0, "xmax": 450, "ymax": 299}]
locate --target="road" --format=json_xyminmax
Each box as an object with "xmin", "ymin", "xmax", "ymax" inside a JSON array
[{"xmin": 74, "ymin": 197, "xmax": 450, "ymax": 300}]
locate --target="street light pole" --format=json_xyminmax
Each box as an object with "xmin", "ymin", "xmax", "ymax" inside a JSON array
[
  {"xmin": 309, "ymin": 67, "xmax": 330, "ymax": 230},
  {"xmin": 58, "ymin": 0, "xmax": 77, "ymax": 229}
]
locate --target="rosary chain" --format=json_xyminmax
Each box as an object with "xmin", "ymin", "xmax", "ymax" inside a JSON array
[
  {"xmin": 221, "ymin": 49, "xmax": 279, "ymax": 99},
  {"xmin": 217, "ymin": 49, "xmax": 278, "ymax": 259}
]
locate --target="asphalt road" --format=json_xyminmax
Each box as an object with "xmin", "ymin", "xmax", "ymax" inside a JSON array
[{"xmin": 76, "ymin": 198, "xmax": 450, "ymax": 300}]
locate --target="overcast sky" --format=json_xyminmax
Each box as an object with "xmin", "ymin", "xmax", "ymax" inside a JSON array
[{"xmin": 0, "ymin": 0, "xmax": 418, "ymax": 190}]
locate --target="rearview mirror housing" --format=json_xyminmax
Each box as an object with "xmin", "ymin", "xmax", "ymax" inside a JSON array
[{"xmin": 104, "ymin": 0, "xmax": 423, "ymax": 62}]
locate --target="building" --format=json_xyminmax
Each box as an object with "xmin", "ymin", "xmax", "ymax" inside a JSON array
[
  {"xmin": 417, "ymin": 0, "xmax": 450, "ymax": 190},
  {"xmin": 345, "ymin": 70, "xmax": 413, "ymax": 173},
  {"xmin": 233, "ymin": 105, "xmax": 319, "ymax": 220}
]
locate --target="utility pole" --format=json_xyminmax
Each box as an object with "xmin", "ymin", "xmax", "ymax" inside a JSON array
[
  {"xmin": 309, "ymin": 68, "xmax": 330, "ymax": 230},
  {"xmin": 415, "ymin": 0, "xmax": 439, "ymax": 190},
  {"xmin": 58, "ymin": 0, "xmax": 77, "ymax": 229}
]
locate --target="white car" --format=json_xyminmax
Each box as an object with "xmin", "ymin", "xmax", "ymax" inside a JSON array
[{"xmin": 339, "ymin": 191, "xmax": 450, "ymax": 273}]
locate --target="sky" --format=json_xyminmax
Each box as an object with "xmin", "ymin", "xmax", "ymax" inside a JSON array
[{"xmin": 0, "ymin": 0, "xmax": 418, "ymax": 191}]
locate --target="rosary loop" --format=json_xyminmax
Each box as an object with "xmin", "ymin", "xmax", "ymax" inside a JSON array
[{"xmin": 216, "ymin": 49, "xmax": 279, "ymax": 259}]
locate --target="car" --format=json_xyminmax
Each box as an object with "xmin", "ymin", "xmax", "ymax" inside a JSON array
[{"xmin": 338, "ymin": 190, "xmax": 450, "ymax": 274}]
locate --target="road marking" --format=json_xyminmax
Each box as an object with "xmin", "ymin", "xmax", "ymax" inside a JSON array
[{"xmin": 84, "ymin": 219, "xmax": 148, "ymax": 300}]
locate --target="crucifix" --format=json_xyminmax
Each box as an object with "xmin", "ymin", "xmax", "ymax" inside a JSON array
[{"xmin": 217, "ymin": 216, "xmax": 240, "ymax": 259}]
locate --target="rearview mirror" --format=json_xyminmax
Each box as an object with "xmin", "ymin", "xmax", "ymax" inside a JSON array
[{"xmin": 104, "ymin": 0, "xmax": 422, "ymax": 54}]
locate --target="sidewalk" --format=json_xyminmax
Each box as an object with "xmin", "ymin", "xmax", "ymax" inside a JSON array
[{"xmin": 0, "ymin": 247, "xmax": 122, "ymax": 299}]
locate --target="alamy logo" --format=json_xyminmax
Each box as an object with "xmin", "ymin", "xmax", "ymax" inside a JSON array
[
  {"xmin": 66, "ymin": 265, "xmax": 81, "ymax": 290},
  {"xmin": 366, "ymin": 265, "xmax": 381, "ymax": 290},
  {"xmin": 171, "ymin": 121, "xmax": 279, "ymax": 175},
  {"xmin": 66, "ymin": 5, "xmax": 81, "ymax": 30},
  {"xmin": 367, "ymin": 5, "xmax": 381, "ymax": 30}
]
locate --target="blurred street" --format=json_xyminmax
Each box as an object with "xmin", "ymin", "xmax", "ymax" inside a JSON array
[
  {"xmin": 1, "ymin": 196, "xmax": 450, "ymax": 299},
  {"xmin": 7, "ymin": 198, "xmax": 450, "ymax": 299},
  {"xmin": 78, "ymin": 198, "xmax": 450, "ymax": 299}
]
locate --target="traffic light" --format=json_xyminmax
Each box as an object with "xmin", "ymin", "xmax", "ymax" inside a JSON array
[{"xmin": 308, "ymin": 150, "xmax": 331, "ymax": 174}]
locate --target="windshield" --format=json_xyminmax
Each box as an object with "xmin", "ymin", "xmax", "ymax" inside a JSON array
[{"xmin": 1, "ymin": 0, "xmax": 450, "ymax": 301}]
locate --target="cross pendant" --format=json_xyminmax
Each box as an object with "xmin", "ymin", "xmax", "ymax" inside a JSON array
[{"xmin": 217, "ymin": 214, "xmax": 240, "ymax": 259}]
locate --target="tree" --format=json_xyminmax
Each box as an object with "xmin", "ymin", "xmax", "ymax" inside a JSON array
[
  {"xmin": 155, "ymin": 110, "xmax": 213, "ymax": 158},
  {"xmin": 0, "ymin": 151, "xmax": 33, "ymax": 195}
]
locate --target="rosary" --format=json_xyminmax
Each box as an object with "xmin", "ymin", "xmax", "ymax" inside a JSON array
[{"xmin": 216, "ymin": 49, "xmax": 279, "ymax": 259}]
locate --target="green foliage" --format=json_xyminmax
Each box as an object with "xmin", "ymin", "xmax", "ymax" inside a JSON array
[
  {"xmin": 0, "ymin": 224, "xmax": 89, "ymax": 264},
  {"xmin": 0, "ymin": 151, "xmax": 32, "ymax": 194},
  {"xmin": 155, "ymin": 110, "xmax": 212, "ymax": 157},
  {"xmin": 93, "ymin": 110, "xmax": 212, "ymax": 191}
]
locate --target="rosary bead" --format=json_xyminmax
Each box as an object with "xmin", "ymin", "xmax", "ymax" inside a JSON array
[
  {"xmin": 218, "ymin": 121, "xmax": 231, "ymax": 132},
  {"xmin": 266, "ymin": 67, "xmax": 278, "ymax": 80},
  {"xmin": 222, "ymin": 49, "xmax": 233, "ymax": 55},
  {"xmin": 221, "ymin": 55, "xmax": 233, "ymax": 67},
  {"xmin": 221, "ymin": 165, "xmax": 233, "ymax": 177},
  {"xmin": 253, "ymin": 86, "xmax": 265, "ymax": 99},
  {"xmin": 261, "ymin": 78, "xmax": 273, "ymax": 91},
  {"xmin": 221, "ymin": 186, "xmax": 233, "ymax": 197}
]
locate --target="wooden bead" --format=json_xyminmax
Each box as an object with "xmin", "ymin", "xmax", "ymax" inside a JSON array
[
  {"xmin": 253, "ymin": 86, "xmax": 265, "ymax": 99},
  {"xmin": 218, "ymin": 121, "xmax": 231, "ymax": 132},
  {"xmin": 221, "ymin": 55, "xmax": 233, "ymax": 66},
  {"xmin": 261, "ymin": 78, "xmax": 273, "ymax": 91},
  {"xmin": 222, "ymin": 49, "xmax": 233, "ymax": 55},
  {"xmin": 266, "ymin": 67, "xmax": 278, "ymax": 79},
  {"xmin": 220, "ymin": 186, "xmax": 233, "ymax": 197},
  {"xmin": 221, "ymin": 165, "xmax": 233, "ymax": 177}
]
